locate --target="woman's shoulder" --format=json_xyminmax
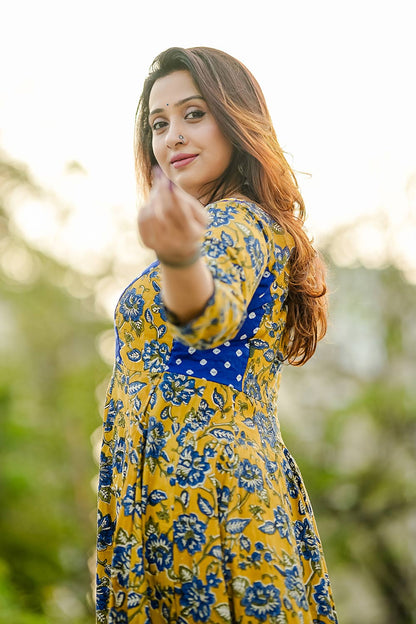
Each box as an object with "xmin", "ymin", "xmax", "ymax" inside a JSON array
[
  {"xmin": 206, "ymin": 195, "xmax": 264, "ymax": 214},
  {"xmin": 206, "ymin": 196, "xmax": 295, "ymax": 250},
  {"xmin": 205, "ymin": 196, "xmax": 269, "ymax": 228}
]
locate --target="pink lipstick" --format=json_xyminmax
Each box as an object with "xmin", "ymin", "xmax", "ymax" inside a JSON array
[{"xmin": 171, "ymin": 153, "xmax": 198, "ymax": 168}]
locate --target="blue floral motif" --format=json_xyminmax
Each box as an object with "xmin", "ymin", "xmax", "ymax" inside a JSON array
[
  {"xmin": 259, "ymin": 505, "xmax": 292, "ymax": 543},
  {"xmin": 177, "ymin": 400, "xmax": 216, "ymax": 446},
  {"xmin": 114, "ymin": 332, "xmax": 125, "ymax": 366},
  {"xmin": 159, "ymin": 373, "xmax": 202, "ymax": 406},
  {"xmin": 243, "ymin": 371, "xmax": 262, "ymax": 401},
  {"xmin": 217, "ymin": 485, "xmax": 231, "ymax": 523},
  {"xmin": 145, "ymin": 532, "xmax": 173, "ymax": 572},
  {"xmin": 142, "ymin": 339, "xmax": 169, "ymax": 372},
  {"xmin": 236, "ymin": 459, "xmax": 264, "ymax": 493},
  {"xmin": 206, "ymin": 573, "xmax": 222, "ymax": 587},
  {"xmin": 112, "ymin": 544, "xmax": 131, "ymax": 587},
  {"xmin": 294, "ymin": 518, "xmax": 321, "ymax": 562},
  {"xmin": 153, "ymin": 288, "xmax": 163, "ymax": 307},
  {"xmin": 127, "ymin": 348, "xmax": 141, "ymax": 362},
  {"xmin": 176, "ymin": 446, "xmax": 210, "ymax": 488},
  {"xmin": 145, "ymin": 416, "xmax": 169, "ymax": 460},
  {"xmin": 240, "ymin": 534, "xmax": 251, "ymax": 552},
  {"xmin": 208, "ymin": 263, "xmax": 235, "ymax": 285},
  {"xmin": 254, "ymin": 411, "xmax": 279, "ymax": 448},
  {"xmin": 127, "ymin": 591, "xmax": 142, "ymax": 609},
  {"xmin": 173, "ymin": 513, "xmax": 207, "ymax": 554},
  {"xmin": 313, "ymin": 575, "xmax": 336, "ymax": 620},
  {"xmin": 282, "ymin": 455, "xmax": 300, "ymax": 499},
  {"xmin": 226, "ymin": 517, "xmax": 251, "ymax": 535},
  {"xmin": 203, "ymin": 237, "xmax": 229, "ymax": 259},
  {"xmin": 284, "ymin": 565, "xmax": 308, "ymax": 610},
  {"xmin": 207, "ymin": 203, "xmax": 239, "ymax": 226},
  {"xmin": 129, "ymin": 447, "xmax": 139, "ymax": 466},
  {"xmin": 96, "ymin": 575, "xmax": 110, "ymax": 611},
  {"xmin": 274, "ymin": 245, "xmax": 291, "ymax": 272},
  {"xmin": 177, "ymin": 577, "xmax": 215, "ymax": 622},
  {"xmin": 241, "ymin": 581, "xmax": 281, "ymax": 621},
  {"xmin": 188, "ymin": 399, "xmax": 215, "ymax": 431},
  {"xmin": 104, "ymin": 399, "xmax": 123, "ymax": 432},
  {"xmin": 108, "ymin": 608, "xmax": 128, "ymax": 623},
  {"xmin": 113, "ymin": 437, "xmax": 126, "ymax": 474},
  {"xmin": 148, "ymin": 489, "xmax": 168, "ymax": 506},
  {"xmin": 132, "ymin": 545, "xmax": 143, "ymax": 577},
  {"xmin": 197, "ymin": 494, "xmax": 214, "ymax": 517},
  {"xmin": 274, "ymin": 505, "xmax": 292, "ymax": 541},
  {"xmin": 247, "ymin": 201, "xmax": 272, "ymax": 225},
  {"xmin": 244, "ymin": 236, "xmax": 265, "ymax": 277},
  {"xmin": 264, "ymin": 457, "xmax": 278, "ymax": 475},
  {"xmin": 140, "ymin": 484, "xmax": 149, "ymax": 516},
  {"xmin": 97, "ymin": 511, "xmax": 116, "ymax": 551},
  {"xmin": 118, "ymin": 287, "xmax": 144, "ymax": 322},
  {"xmin": 221, "ymin": 547, "xmax": 236, "ymax": 582},
  {"xmin": 269, "ymin": 354, "xmax": 283, "ymax": 376},
  {"xmin": 99, "ymin": 452, "xmax": 112, "ymax": 488},
  {"xmin": 121, "ymin": 484, "xmax": 140, "ymax": 517}
]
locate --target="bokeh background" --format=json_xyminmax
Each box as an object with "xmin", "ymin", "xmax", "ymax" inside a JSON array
[{"xmin": 1, "ymin": 1, "xmax": 415, "ymax": 622}]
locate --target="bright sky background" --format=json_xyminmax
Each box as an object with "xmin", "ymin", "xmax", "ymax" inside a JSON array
[{"xmin": 1, "ymin": 0, "xmax": 416, "ymax": 304}]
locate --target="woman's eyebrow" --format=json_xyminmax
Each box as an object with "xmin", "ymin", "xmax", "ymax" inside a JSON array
[{"xmin": 149, "ymin": 95, "xmax": 205, "ymax": 117}]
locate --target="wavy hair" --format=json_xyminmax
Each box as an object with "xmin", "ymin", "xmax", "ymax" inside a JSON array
[{"xmin": 134, "ymin": 46, "xmax": 327, "ymax": 365}]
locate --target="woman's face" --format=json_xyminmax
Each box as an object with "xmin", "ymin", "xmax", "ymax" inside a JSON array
[{"xmin": 148, "ymin": 70, "xmax": 233, "ymax": 201}]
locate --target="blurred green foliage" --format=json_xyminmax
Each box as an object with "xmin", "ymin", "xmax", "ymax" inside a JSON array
[
  {"xmin": 1, "ymin": 152, "xmax": 415, "ymax": 623},
  {"xmin": 0, "ymin": 155, "xmax": 111, "ymax": 623},
  {"xmin": 281, "ymin": 262, "xmax": 416, "ymax": 622}
]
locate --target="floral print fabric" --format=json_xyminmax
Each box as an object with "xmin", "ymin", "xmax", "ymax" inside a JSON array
[{"xmin": 96, "ymin": 199, "xmax": 338, "ymax": 623}]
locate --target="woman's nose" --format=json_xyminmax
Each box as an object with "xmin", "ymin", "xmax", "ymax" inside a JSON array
[{"xmin": 165, "ymin": 123, "xmax": 186, "ymax": 148}]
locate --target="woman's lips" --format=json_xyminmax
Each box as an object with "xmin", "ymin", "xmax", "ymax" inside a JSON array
[{"xmin": 171, "ymin": 154, "xmax": 198, "ymax": 169}]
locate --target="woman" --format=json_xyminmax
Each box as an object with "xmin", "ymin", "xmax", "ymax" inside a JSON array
[{"xmin": 96, "ymin": 47, "xmax": 338, "ymax": 623}]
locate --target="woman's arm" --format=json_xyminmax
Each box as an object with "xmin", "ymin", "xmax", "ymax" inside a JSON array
[
  {"xmin": 138, "ymin": 170, "xmax": 213, "ymax": 323},
  {"xmin": 159, "ymin": 260, "xmax": 213, "ymax": 324}
]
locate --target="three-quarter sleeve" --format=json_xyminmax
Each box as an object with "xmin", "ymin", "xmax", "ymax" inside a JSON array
[{"xmin": 162, "ymin": 199, "xmax": 272, "ymax": 349}]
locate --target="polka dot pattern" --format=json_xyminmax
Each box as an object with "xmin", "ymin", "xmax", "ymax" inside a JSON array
[{"xmin": 168, "ymin": 271, "xmax": 276, "ymax": 394}]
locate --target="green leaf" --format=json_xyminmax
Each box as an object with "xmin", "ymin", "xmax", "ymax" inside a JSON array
[
  {"xmin": 115, "ymin": 528, "xmax": 137, "ymax": 547},
  {"xmin": 144, "ymin": 517, "xmax": 158, "ymax": 537},
  {"xmin": 99, "ymin": 485, "xmax": 112, "ymax": 503},
  {"xmin": 146, "ymin": 455, "xmax": 157, "ymax": 473},
  {"xmin": 115, "ymin": 528, "xmax": 130, "ymax": 545},
  {"xmin": 132, "ymin": 318, "xmax": 144, "ymax": 336},
  {"xmin": 249, "ymin": 504, "xmax": 265, "ymax": 519},
  {"xmin": 311, "ymin": 558, "xmax": 323, "ymax": 574},
  {"xmin": 156, "ymin": 508, "xmax": 170, "ymax": 522},
  {"xmin": 258, "ymin": 488, "xmax": 270, "ymax": 507},
  {"xmin": 178, "ymin": 565, "xmax": 193, "ymax": 583}
]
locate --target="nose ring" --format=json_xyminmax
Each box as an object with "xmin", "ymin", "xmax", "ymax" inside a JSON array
[{"xmin": 178, "ymin": 135, "xmax": 185, "ymax": 143}]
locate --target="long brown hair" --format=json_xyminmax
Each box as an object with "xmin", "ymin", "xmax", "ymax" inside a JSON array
[{"xmin": 135, "ymin": 47, "xmax": 327, "ymax": 365}]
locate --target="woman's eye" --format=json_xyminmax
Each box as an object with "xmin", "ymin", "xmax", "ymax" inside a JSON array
[
  {"xmin": 185, "ymin": 110, "xmax": 205, "ymax": 120},
  {"xmin": 152, "ymin": 120, "xmax": 167, "ymax": 131}
]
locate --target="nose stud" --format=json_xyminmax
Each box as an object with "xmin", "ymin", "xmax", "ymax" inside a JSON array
[{"xmin": 178, "ymin": 135, "xmax": 185, "ymax": 143}]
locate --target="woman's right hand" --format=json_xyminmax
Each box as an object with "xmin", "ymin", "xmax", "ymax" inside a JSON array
[
  {"xmin": 138, "ymin": 167, "xmax": 214, "ymax": 323},
  {"xmin": 138, "ymin": 167, "xmax": 208, "ymax": 264}
]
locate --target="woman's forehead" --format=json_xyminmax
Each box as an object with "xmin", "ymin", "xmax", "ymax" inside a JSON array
[{"xmin": 149, "ymin": 70, "xmax": 201, "ymax": 112}]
